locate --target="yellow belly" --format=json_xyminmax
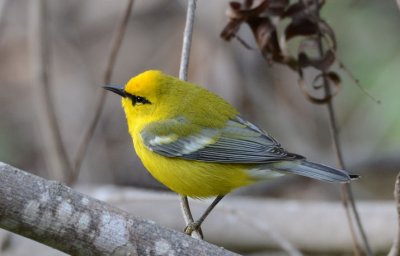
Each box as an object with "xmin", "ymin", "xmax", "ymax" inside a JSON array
[{"xmin": 134, "ymin": 139, "xmax": 254, "ymax": 198}]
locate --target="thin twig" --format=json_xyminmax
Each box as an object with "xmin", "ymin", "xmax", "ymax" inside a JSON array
[
  {"xmin": 389, "ymin": 172, "xmax": 400, "ymax": 256},
  {"xmin": 234, "ymin": 35, "xmax": 256, "ymax": 50},
  {"xmin": 30, "ymin": 0, "xmax": 72, "ymax": 181},
  {"xmin": 336, "ymin": 58, "xmax": 380, "ymax": 104},
  {"xmin": 178, "ymin": 0, "xmax": 201, "ymax": 240},
  {"xmin": 179, "ymin": 0, "xmax": 197, "ymax": 81},
  {"xmin": 211, "ymin": 204, "xmax": 303, "ymax": 256},
  {"xmin": 236, "ymin": 212, "xmax": 303, "ymax": 256},
  {"xmin": 325, "ymin": 89, "xmax": 364, "ymax": 256},
  {"xmin": 313, "ymin": 1, "xmax": 372, "ymax": 255},
  {"xmin": 69, "ymin": 0, "xmax": 134, "ymax": 185}
]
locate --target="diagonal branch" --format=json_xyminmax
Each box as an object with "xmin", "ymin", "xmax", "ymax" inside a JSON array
[
  {"xmin": 70, "ymin": 0, "xmax": 134, "ymax": 185},
  {"xmin": 0, "ymin": 162, "xmax": 238, "ymax": 256},
  {"xmin": 30, "ymin": 0, "xmax": 72, "ymax": 181}
]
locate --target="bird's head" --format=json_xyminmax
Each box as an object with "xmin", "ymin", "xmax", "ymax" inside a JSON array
[{"xmin": 104, "ymin": 70, "xmax": 178, "ymax": 126}]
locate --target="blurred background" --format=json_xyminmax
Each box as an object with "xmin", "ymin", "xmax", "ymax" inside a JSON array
[{"xmin": 0, "ymin": 0, "xmax": 399, "ymax": 255}]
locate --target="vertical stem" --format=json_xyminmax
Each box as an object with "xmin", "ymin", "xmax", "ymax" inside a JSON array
[
  {"xmin": 179, "ymin": 0, "xmax": 197, "ymax": 81},
  {"xmin": 313, "ymin": 2, "xmax": 372, "ymax": 254},
  {"xmin": 323, "ymin": 74, "xmax": 363, "ymax": 256},
  {"xmin": 30, "ymin": 0, "xmax": 72, "ymax": 181},
  {"xmin": 69, "ymin": 0, "xmax": 134, "ymax": 185},
  {"xmin": 178, "ymin": 0, "xmax": 201, "ymax": 239}
]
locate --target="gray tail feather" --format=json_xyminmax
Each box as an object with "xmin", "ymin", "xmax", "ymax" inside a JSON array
[{"xmin": 272, "ymin": 160, "xmax": 359, "ymax": 183}]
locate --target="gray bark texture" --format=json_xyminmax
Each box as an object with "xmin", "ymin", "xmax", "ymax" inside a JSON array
[{"xmin": 0, "ymin": 162, "xmax": 238, "ymax": 256}]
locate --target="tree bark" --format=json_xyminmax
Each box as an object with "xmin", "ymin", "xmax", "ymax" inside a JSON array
[{"xmin": 0, "ymin": 162, "xmax": 238, "ymax": 256}]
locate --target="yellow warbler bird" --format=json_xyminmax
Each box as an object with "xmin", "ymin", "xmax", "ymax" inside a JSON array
[{"xmin": 104, "ymin": 70, "xmax": 357, "ymax": 224}]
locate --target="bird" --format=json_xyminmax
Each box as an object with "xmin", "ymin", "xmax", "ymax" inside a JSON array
[{"xmin": 104, "ymin": 70, "xmax": 358, "ymax": 235}]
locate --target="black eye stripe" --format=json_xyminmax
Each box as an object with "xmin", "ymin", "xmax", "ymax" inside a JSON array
[
  {"xmin": 135, "ymin": 96, "xmax": 149, "ymax": 104},
  {"xmin": 124, "ymin": 92, "xmax": 151, "ymax": 105}
]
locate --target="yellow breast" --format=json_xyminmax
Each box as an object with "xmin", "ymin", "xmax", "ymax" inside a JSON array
[{"xmin": 132, "ymin": 135, "xmax": 253, "ymax": 198}]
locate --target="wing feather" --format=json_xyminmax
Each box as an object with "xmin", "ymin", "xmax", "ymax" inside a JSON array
[{"xmin": 141, "ymin": 116, "xmax": 303, "ymax": 163}]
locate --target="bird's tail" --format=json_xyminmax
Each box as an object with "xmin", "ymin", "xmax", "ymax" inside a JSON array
[{"xmin": 271, "ymin": 160, "xmax": 359, "ymax": 183}]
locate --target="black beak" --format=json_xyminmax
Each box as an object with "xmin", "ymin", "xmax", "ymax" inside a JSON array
[{"xmin": 103, "ymin": 84, "xmax": 126, "ymax": 97}]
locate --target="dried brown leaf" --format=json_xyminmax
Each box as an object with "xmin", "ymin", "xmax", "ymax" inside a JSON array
[
  {"xmin": 222, "ymin": 0, "xmax": 271, "ymax": 41},
  {"xmin": 326, "ymin": 71, "xmax": 341, "ymax": 86},
  {"xmin": 283, "ymin": 0, "xmax": 324, "ymax": 19},
  {"xmin": 298, "ymin": 49, "xmax": 335, "ymax": 71},
  {"xmin": 221, "ymin": 0, "xmax": 335, "ymax": 72},
  {"xmin": 298, "ymin": 71, "xmax": 340, "ymax": 104},
  {"xmin": 248, "ymin": 17, "xmax": 283, "ymax": 63},
  {"xmin": 285, "ymin": 17, "xmax": 319, "ymax": 41},
  {"xmin": 221, "ymin": 19, "xmax": 242, "ymax": 41},
  {"xmin": 264, "ymin": 0, "xmax": 290, "ymax": 16},
  {"xmin": 226, "ymin": 0, "xmax": 270, "ymax": 20},
  {"xmin": 318, "ymin": 19, "xmax": 337, "ymax": 51}
]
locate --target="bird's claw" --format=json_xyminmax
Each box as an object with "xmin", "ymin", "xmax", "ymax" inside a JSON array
[{"xmin": 184, "ymin": 221, "xmax": 203, "ymax": 239}]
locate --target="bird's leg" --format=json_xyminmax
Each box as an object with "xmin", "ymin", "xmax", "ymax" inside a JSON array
[
  {"xmin": 180, "ymin": 195, "xmax": 203, "ymax": 239},
  {"xmin": 184, "ymin": 195, "xmax": 225, "ymax": 237}
]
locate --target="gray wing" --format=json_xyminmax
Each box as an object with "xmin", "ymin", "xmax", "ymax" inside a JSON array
[{"xmin": 141, "ymin": 116, "xmax": 303, "ymax": 163}]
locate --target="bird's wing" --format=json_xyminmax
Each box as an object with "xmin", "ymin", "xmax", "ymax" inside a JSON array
[{"xmin": 140, "ymin": 116, "xmax": 303, "ymax": 163}]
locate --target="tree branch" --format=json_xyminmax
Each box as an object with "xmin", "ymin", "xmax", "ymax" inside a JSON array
[
  {"xmin": 312, "ymin": 1, "xmax": 372, "ymax": 254},
  {"xmin": 179, "ymin": 0, "xmax": 197, "ymax": 81},
  {"xmin": 0, "ymin": 162, "xmax": 238, "ymax": 256},
  {"xmin": 30, "ymin": 0, "xmax": 72, "ymax": 181},
  {"xmin": 70, "ymin": 0, "xmax": 134, "ymax": 185},
  {"xmin": 177, "ymin": 0, "xmax": 202, "ymax": 240},
  {"xmin": 84, "ymin": 186, "xmax": 396, "ymax": 254}
]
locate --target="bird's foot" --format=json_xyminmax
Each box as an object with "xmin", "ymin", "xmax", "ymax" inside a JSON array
[{"xmin": 184, "ymin": 221, "xmax": 203, "ymax": 239}]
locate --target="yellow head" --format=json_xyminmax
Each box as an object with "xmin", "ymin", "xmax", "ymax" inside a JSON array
[
  {"xmin": 104, "ymin": 70, "xmax": 238, "ymax": 133},
  {"xmin": 105, "ymin": 70, "xmax": 171, "ymax": 118},
  {"xmin": 121, "ymin": 70, "xmax": 163, "ymax": 121}
]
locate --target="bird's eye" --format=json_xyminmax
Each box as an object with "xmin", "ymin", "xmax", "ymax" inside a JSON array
[
  {"xmin": 134, "ymin": 96, "xmax": 149, "ymax": 105},
  {"xmin": 125, "ymin": 93, "xmax": 151, "ymax": 106}
]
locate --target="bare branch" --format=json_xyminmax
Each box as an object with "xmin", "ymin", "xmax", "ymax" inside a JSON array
[
  {"xmin": 179, "ymin": 0, "xmax": 197, "ymax": 81},
  {"xmin": 389, "ymin": 172, "xmax": 400, "ymax": 256},
  {"xmin": 30, "ymin": 0, "xmax": 72, "ymax": 181},
  {"xmin": 0, "ymin": 162, "xmax": 239, "ymax": 256},
  {"xmin": 226, "ymin": 208, "xmax": 303, "ymax": 255},
  {"xmin": 336, "ymin": 58, "xmax": 380, "ymax": 104},
  {"xmin": 312, "ymin": 1, "xmax": 372, "ymax": 254},
  {"xmin": 84, "ymin": 186, "xmax": 396, "ymax": 254},
  {"xmin": 71, "ymin": 0, "xmax": 134, "ymax": 184},
  {"xmin": 177, "ymin": 0, "xmax": 202, "ymax": 240}
]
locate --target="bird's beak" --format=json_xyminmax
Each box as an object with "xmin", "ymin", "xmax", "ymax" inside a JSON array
[{"xmin": 103, "ymin": 84, "xmax": 126, "ymax": 97}]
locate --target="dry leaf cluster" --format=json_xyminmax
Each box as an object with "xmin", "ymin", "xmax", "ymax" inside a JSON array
[{"xmin": 221, "ymin": 0, "xmax": 340, "ymax": 104}]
